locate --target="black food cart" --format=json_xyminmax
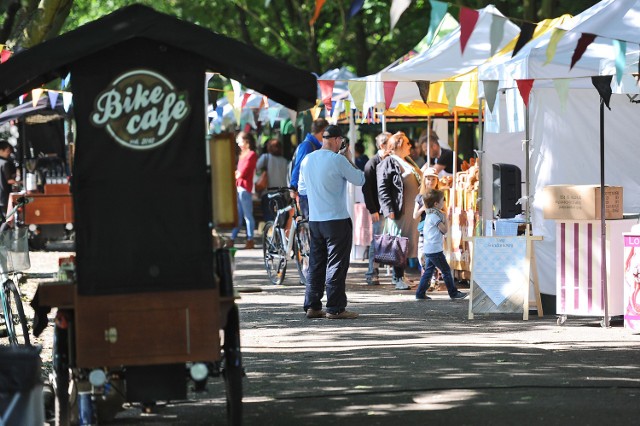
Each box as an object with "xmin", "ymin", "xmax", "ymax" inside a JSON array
[{"xmin": 0, "ymin": 5, "xmax": 316, "ymax": 425}]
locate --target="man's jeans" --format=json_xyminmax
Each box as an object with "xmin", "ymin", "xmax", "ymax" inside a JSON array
[{"xmin": 366, "ymin": 218, "xmax": 383, "ymax": 280}]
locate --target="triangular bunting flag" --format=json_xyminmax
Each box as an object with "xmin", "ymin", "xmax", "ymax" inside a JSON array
[
  {"xmin": 318, "ymin": 80, "xmax": 335, "ymax": 112},
  {"xmin": 570, "ymin": 33, "xmax": 597, "ymax": 70},
  {"xmin": 288, "ymin": 109, "xmax": 298, "ymax": 125},
  {"xmin": 512, "ymin": 22, "xmax": 536, "ymax": 58},
  {"xmin": 330, "ymin": 100, "xmax": 342, "ymax": 124},
  {"xmin": 591, "ymin": 75, "xmax": 613, "ymax": 110},
  {"xmin": 216, "ymin": 106, "xmax": 224, "ymax": 119},
  {"xmin": 444, "ymin": 81, "xmax": 462, "ymax": 112},
  {"xmin": 489, "ymin": 15, "xmax": 506, "ymax": 57},
  {"xmin": 515, "ymin": 79, "xmax": 534, "ymax": 107},
  {"xmin": 482, "ymin": 80, "xmax": 499, "ymax": 113},
  {"xmin": 347, "ymin": 80, "xmax": 366, "ymax": 112},
  {"xmin": 31, "ymin": 88, "xmax": 44, "ymax": 107},
  {"xmin": 383, "ymin": 81, "xmax": 398, "ymax": 109},
  {"xmin": 545, "ymin": 28, "xmax": 566, "ymax": 65},
  {"xmin": 267, "ymin": 107, "xmax": 279, "ymax": 128},
  {"xmin": 62, "ymin": 92, "xmax": 73, "ymax": 112},
  {"xmin": 0, "ymin": 49, "xmax": 12, "ymax": 63},
  {"xmin": 225, "ymin": 90, "xmax": 235, "ymax": 108},
  {"xmin": 553, "ymin": 79, "xmax": 570, "ymax": 112},
  {"xmin": 18, "ymin": 94, "xmax": 26, "ymax": 105},
  {"xmin": 311, "ymin": 105, "xmax": 322, "ymax": 120},
  {"xmin": 613, "ymin": 39, "xmax": 627, "ymax": 85},
  {"xmin": 390, "ymin": 0, "xmax": 411, "ymax": 31},
  {"xmin": 309, "ymin": 0, "xmax": 326, "ymax": 26},
  {"xmin": 427, "ymin": 0, "xmax": 448, "ymax": 47},
  {"xmin": 241, "ymin": 92, "xmax": 251, "ymax": 110},
  {"xmin": 48, "ymin": 91, "xmax": 59, "ymax": 109},
  {"xmin": 233, "ymin": 107, "xmax": 241, "ymax": 124},
  {"xmin": 416, "ymin": 81, "xmax": 431, "ymax": 104},
  {"xmin": 348, "ymin": 0, "xmax": 365, "ymax": 19},
  {"xmin": 459, "ymin": 7, "xmax": 479, "ymax": 55},
  {"xmin": 262, "ymin": 96, "xmax": 269, "ymax": 109}
]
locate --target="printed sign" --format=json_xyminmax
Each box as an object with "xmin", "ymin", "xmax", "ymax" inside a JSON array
[
  {"xmin": 472, "ymin": 237, "xmax": 527, "ymax": 306},
  {"xmin": 91, "ymin": 69, "xmax": 190, "ymax": 150},
  {"xmin": 624, "ymin": 235, "xmax": 640, "ymax": 329}
]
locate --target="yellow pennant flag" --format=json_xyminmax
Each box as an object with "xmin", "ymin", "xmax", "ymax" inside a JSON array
[
  {"xmin": 31, "ymin": 88, "xmax": 44, "ymax": 107},
  {"xmin": 545, "ymin": 28, "xmax": 566, "ymax": 65},
  {"xmin": 444, "ymin": 81, "xmax": 462, "ymax": 112},
  {"xmin": 347, "ymin": 80, "xmax": 366, "ymax": 113}
]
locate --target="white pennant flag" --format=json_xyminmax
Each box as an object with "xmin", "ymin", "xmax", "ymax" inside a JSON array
[
  {"xmin": 390, "ymin": 0, "xmax": 411, "ymax": 31},
  {"xmin": 62, "ymin": 92, "xmax": 73, "ymax": 112}
]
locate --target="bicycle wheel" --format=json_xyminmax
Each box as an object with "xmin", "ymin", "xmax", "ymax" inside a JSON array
[
  {"xmin": 295, "ymin": 222, "xmax": 311, "ymax": 285},
  {"xmin": 262, "ymin": 221, "xmax": 287, "ymax": 285},
  {"xmin": 3, "ymin": 280, "xmax": 30, "ymax": 346}
]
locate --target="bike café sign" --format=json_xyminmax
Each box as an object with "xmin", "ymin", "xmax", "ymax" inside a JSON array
[{"xmin": 91, "ymin": 69, "xmax": 190, "ymax": 150}]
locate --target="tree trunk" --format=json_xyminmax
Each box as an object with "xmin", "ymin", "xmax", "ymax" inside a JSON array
[
  {"xmin": 353, "ymin": 14, "xmax": 369, "ymax": 76},
  {"xmin": 8, "ymin": 0, "xmax": 73, "ymax": 49}
]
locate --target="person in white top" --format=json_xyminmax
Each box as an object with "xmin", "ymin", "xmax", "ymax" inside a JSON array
[{"xmin": 299, "ymin": 125, "xmax": 365, "ymax": 319}]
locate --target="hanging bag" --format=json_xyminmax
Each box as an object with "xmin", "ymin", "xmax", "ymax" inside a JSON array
[
  {"xmin": 373, "ymin": 219, "xmax": 408, "ymax": 267},
  {"xmin": 255, "ymin": 154, "xmax": 269, "ymax": 192}
]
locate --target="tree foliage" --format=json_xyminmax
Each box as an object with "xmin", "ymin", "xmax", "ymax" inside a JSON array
[{"xmin": 2, "ymin": 0, "xmax": 602, "ymax": 76}]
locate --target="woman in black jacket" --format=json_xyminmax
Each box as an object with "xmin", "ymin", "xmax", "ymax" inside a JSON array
[{"xmin": 376, "ymin": 132, "xmax": 422, "ymax": 290}]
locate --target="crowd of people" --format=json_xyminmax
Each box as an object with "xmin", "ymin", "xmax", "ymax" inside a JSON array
[{"xmin": 226, "ymin": 120, "xmax": 467, "ymax": 320}]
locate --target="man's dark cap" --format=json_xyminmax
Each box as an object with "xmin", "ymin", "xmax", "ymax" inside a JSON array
[{"xmin": 322, "ymin": 125, "xmax": 343, "ymax": 139}]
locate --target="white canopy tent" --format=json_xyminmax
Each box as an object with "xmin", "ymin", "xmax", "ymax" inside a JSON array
[{"xmin": 478, "ymin": 0, "xmax": 640, "ymax": 297}]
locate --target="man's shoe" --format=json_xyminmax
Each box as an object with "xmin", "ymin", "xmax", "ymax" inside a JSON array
[
  {"xmin": 306, "ymin": 309, "xmax": 326, "ymax": 319},
  {"xmin": 326, "ymin": 310, "xmax": 359, "ymax": 319},
  {"xmin": 393, "ymin": 277, "xmax": 410, "ymax": 290},
  {"xmin": 450, "ymin": 291, "xmax": 468, "ymax": 300},
  {"xmin": 415, "ymin": 294, "xmax": 432, "ymax": 300},
  {"xmin": 245, "ymin": 240, "xmax": 255, "ymax": 250}
]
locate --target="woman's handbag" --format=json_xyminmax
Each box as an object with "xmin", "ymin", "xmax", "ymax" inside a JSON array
[
  {"xmin": 255, "ymin": 171, "xmax": 268, "ymax": 192},
  {"xmin": 373, "ymin": 219, "xmax": 408, "ymax": 267}
]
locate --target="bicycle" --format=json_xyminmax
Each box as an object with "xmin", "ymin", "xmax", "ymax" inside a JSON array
[
  {"xmin": 262, "ymin": 187, "xmax": 311, "ymax": 285},
  {"xmin": 0, "ymin": 196, "xmax": 33, "ymax": 346}
]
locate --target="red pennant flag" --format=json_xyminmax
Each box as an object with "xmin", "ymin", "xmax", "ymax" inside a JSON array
[
  {"xmin": 383, "ymin": 81, "xmax": 398, "ymax": 109},
  {"xmin": 516, "ymin": 79, "xmax": 534, "ymax": 107},
  {"xmin": 309, "ymin": 0, "xmax": 326, "ymax": 26},
  {"xmin": 0, "ymin": 49, "xmax": 12, "ymax": 63},
  {"xmin": 459, "ymin": 7, "xmax": 479, "ymax": 55},
  {"xmin": 318, "ymin": 79, "xmax": 335, "ymax": 112},
  {"xmin": 570, "ymin": 33, "xmax": 597, "ymax": 70},
  {"xmin": 241, "ymin": 92, "xmax": 251, "ymax": 110}
]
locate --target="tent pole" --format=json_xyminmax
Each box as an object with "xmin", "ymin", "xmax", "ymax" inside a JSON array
[
  {"xmin": 600, "ymin": 98, "xmax": 609, "ymax": 328},
  {"xmin": 524, "ymin": 105, "xmax": 530, "ymax": 224},
  {"xmin": 477, "ymin": 96, "xmax": 484, "ymax": 235},
  {"xmin": 452, "ymin": 111, "xmax": 458, "ymax": 212},
  {"xmin": 381, "ymin": 110, "xmax": 386, "ymax": 133}
]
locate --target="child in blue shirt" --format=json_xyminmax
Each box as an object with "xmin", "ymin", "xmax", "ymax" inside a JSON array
[{"xmin": 415, "ymin": 188, "xmax": 467, "ymax": 300}]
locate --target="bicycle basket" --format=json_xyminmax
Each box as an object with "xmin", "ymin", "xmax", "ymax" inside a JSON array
[
  {"xmin": 269, "ymin": 192, "xmax": 292, "ymax": 228},
  {"xmin": 0, "ymin": 227, "xmax": 31, "ymax": 273}
]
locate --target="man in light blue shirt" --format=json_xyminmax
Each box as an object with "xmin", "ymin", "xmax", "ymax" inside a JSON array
[{"xmin": 299, "ymin": 125, "xmax": 365, "ymax": 319}]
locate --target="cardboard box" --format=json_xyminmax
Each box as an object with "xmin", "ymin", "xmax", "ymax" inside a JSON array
[{"xmin": 543, "ymin": 185, "xmax": 623, "ymax": 220}]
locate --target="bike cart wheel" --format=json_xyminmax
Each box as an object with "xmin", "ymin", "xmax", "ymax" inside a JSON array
[
  {"xmin": 262, "ymin": 221, "xmax": 287, "ymax": 285},
  {"xmin": 223, "ymin": 304, "xmax": 243, "ymax": 425},
  {"xmin": 295, "ymin": 222, "xmax": 311, "ymax": 285},
  {"xmin": 2, "ymin": 280, "xmax": 30, "ymax": 346},
  {"xmin": 52, "ymin": 311, "xmax": 71, "ymax": 426}
]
